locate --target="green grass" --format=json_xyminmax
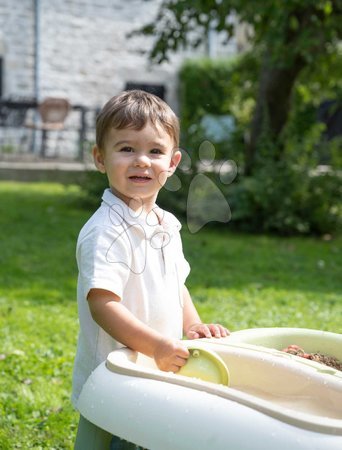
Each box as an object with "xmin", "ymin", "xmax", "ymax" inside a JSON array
[
  {"xmin": 0, "ymin": 181, "xmax": 341, "ymax": 449},
  {"xmin": 184, "ymin": 231, "xmax": 341, "ymax": 331},
  {"xmin": 0, "ymin": 183, "xmax": 89, "ymax": 449}
]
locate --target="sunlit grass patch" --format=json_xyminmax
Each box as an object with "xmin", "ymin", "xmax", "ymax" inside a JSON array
[{"xmin": 0, "ymin": 181, "xmax": 341, "ymax": 448}]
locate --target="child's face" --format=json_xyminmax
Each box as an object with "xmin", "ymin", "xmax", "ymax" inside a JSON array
[{"xmin": 93, "ymin": 121, "xmax": 181, "ymax": 211}]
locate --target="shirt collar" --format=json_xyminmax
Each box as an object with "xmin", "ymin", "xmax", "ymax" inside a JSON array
[{"xmin": 101, "ymin": 189, "xmax": 181, "ymax": 237}]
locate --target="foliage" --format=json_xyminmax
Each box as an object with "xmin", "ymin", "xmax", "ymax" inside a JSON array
[
  {"xmin": 284, "ymin": 48, "xmax": 342, "ymax": 150},
  {"xmin": 133, "ymin": 0, "xmax": 342, "ymax": 173},
  {"xmin": 177, "ymin": 48, "xmax": 342, "ymax": 167},
  {"xmin": 179, "ymin": 55, "xmax": 258, "ymax": 125},
  {"xmin": 136, "ymin": 0, "xmax": 341, "ymax": 64},
  {"xmin": 0, "ymin": 182, "xmax": 341, "ymax": 448},
  {"xmin": 174, "ymin": 54, "xmax": 342, "ymax": 236},
  {"xmin": 179, "ymin": 54, "xmax": 258, "ymax": 165},
  {"xmin": 226, "ymin": 162, "xmax": 342, "ymax": 235},
  {"xmin": 78, "ymin": 170, "xmax": 108, "ymax": 210}
]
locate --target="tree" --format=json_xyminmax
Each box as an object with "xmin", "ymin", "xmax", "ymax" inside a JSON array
[{"xmin": 133, "ymin": 0, "xmax": 342, "ymax": 174}]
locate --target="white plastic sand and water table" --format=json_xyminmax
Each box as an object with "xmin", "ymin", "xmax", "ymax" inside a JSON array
[{"xmin": 77, "ymin": 327, "xmax": 342, "ymax": 450}]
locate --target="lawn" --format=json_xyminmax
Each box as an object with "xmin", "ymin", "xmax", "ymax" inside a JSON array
[{"xmin": 0, "ymin": 181, "xmax": 341, "ymax": 449}]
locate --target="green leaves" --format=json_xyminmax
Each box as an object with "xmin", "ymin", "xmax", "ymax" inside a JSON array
[
  {"xmin": 322, "ymin": 1, "xmax": 333, "ymax": 16},
  {"xmin": 135, "ymin": 0, "xmax": 341, "ymax": 63}
]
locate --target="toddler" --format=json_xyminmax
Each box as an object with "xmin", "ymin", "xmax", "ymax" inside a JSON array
[{"xmin": 72, "ymin": 90, "xmax": 229, "ymax": 449}]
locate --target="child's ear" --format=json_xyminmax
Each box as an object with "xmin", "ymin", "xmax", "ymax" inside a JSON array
[
  {"xmin": 92, "ymin": 146, "xmax": 106, "ymax": 174},
  {"xmin": 168, "ymin": 149, "xmax": 182, "ymax": 176}
]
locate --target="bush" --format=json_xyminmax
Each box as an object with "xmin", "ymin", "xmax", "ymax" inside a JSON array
[
  {"xmin": 78, "ymin": 170, "xmax": 107, "ymax": 210},
  {"xmin": 179, "ymin": 54, "xmax": 258, "ymax": 165},
  {"xmin": 178, "ymin": 54, "xmax": 341, "ymax": 236},
  {"xmin": 226, "ymin": 162, "xmax": 341, "ymax": 235}
]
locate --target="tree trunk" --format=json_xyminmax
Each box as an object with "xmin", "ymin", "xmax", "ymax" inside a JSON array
[{"xmin": 244, "ymin": 52, "xmax": 306, "ymax": 175}]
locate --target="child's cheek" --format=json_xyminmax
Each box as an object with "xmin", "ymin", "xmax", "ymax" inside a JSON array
[{"xmin": 157, "ymin": 170, "xmax": 169, "ymax": 187}]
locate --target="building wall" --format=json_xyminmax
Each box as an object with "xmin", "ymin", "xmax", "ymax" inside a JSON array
[
  {"xmin": 38, "ymin": 0, "xmax": 186, "ymax": 110},
  {"xmin": 0, "ymin": 0, "xmax": 240, "ymax": 110},
  {"xmin": 0, "ymin": 0, "xmax": 239, "ymax": 158},
  {"xmin": 0, "ymin": 1, "xmax": 35, "ymax": 98}
]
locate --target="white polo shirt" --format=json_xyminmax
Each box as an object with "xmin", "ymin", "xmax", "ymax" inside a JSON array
[{"xmin": 72, "ymin": 189, "xmax": 190, "ymax": 406}]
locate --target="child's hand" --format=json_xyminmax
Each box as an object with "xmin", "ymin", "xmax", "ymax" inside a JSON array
[
  {"xmin": 153, "ymin": 338, "xmax": 189, "ymax": 373},
  {"xmin": 186, "ymin": 323, "xmax": 230, "ymax": 340}
]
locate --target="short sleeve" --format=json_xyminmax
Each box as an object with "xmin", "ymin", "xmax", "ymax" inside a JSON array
[
  {"xmin": 77, "ymin": 225, "xmax": 131, "ymax": 300},
  {"xmin": 172, "ymin": 230, "xmax": 191, "ymax": 285},
  {"xmin": 180, "ymin": 255, "xmax": 191, "ymax": 283},
  {"xmin": 177, "ymin": 249, "xmax": 191, "ymax": 285}
]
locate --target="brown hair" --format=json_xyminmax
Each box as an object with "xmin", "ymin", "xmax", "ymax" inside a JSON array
[{"xmin": 95, "ymin": 90, "xmax": 180, "ymax": 151}]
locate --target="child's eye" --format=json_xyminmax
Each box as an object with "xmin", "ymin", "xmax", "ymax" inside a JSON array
[
  {"xmin": 150, "ymin": 148, "xmax": 163, "ymax": 155},
  {"xmin": 120, "ymin": 146, "xmax": 134, "ymax": 152}
]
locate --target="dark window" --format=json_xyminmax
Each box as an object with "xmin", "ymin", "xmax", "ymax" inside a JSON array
[
  {"xmin": 0, "ymin": 58, "xmax": 3, "ymax": 98},
  {"xmin": 125, "ymin": 82, "xmax": 165, "ymax": 100}
]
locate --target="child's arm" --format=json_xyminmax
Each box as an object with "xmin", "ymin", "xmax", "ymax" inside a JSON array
[
  {"xmin": 87, "ymin": 288, "xmax": 189, "ymax": 372},
  {"xmin": 182, "ymin": 285, "xmax": 229, "ymax": 339}
]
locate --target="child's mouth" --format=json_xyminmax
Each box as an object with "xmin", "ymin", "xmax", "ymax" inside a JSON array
[{"xmin": 129, "ymin": 176, "xmax": 152, "ymax": 182}]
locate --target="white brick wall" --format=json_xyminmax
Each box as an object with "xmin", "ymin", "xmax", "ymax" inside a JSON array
[
  {"xmin": 0, "ymin": 0, "xmax": 35, "ymax": 97},
  {"xmin": 0, "ymin": 0, "xmax": 196, "ymax": 111}
]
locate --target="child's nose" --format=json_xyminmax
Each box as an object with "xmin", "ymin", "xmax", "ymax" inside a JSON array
[{"xmin": 134, "ymin": 153, "xmax": 151, "ymax": 167}]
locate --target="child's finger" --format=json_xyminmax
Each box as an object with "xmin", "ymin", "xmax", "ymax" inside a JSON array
[
  {"xmin": 177, "ymin": 345, "xmax": 190, "ymax": 358},
  {"xmin": 217, "ymin": 325, "xmax": 230, "ymax": 337},
  {"xmin": 187, "ymin": 329, "xmax": 200, "ymax": 339},
  {"xmin": 198, "ymin": 324, "xmax": 212, "ymax": 338},
  {"xmin": 208, "ymin": 323, "xmax": 222, "ymax": 337},
  {"xmin": 210, "ymin": 323, "xmax": 230, "ymax": 337},
  {"xmin": 174, "ymin": 355, "xmax": 188, "ymax": 367}
]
